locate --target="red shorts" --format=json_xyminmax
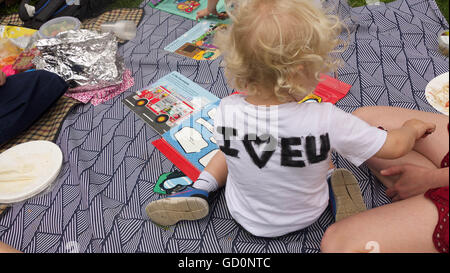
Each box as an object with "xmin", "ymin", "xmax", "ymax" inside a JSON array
[
  {"xmin": 425, "ymin": 187, "xmax": 449, "ymax": 253},
  {"xmin": 424, "ymin": 124, "xmax": 449, "ymax": 253}
]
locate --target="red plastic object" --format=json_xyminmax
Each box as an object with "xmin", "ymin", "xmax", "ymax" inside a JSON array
[
  {"xmin": 313, "ymin": 74, "xmax": 352, "ymax": 104},
  {"xmin": 152, "ymin": 138, "xmax": 201, "ymax": 181},
  {"xmin": 233, "ymin": 75, "xmax": 351, "ymax": 104}
]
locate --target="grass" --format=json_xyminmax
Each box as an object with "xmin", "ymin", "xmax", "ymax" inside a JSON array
[
  {"xmin": 348, "ymin": 0, "xmax": 449, "ymax": 23},
  {"xmin": 105, "ymin": 0, "xmax": 143, "ymax": 10},
  {"xmin": 436, "ymin": 0, "xmax": 449, "ymax": 23}
]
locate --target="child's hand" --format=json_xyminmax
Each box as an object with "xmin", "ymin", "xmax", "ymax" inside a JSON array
[
  {"xmin": 217, "ymin": 12, "xmax": 229, "ymax": 20},
  {"xmin": 376, "ymin": 119, "xmax": 436, "ymax": 159},
  {"xmin": 0, "ymin": 71, "xmax": 6, "ymax": 86},
  {"xmin": 402, "ymin": 119, "xmax": 436, "ymax": 140},
  {"xmin": 196, "ymin": 8, "xmax": 219, "ymax": 20}
]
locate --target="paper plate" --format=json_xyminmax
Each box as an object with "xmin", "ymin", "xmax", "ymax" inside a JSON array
[
  {"xmin": 425, "ymin": 72, "xmax": 449, "ymax": 116},
  {"xmin": 0, "ymin": 141, "xmax": 63, "ymax": 204}
]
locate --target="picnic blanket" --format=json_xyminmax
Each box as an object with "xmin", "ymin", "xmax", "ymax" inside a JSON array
[
  {"xmin": 0, "ymin": 8, "xmax": 144, "ymax": 218},
  {"xmin": 0, "ymin": 0, "xmax": 448, "ymax": 253}
]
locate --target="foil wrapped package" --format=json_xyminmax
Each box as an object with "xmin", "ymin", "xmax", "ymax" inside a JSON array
[{"xmin": 33, "ymin": 30, "xmax": 125, "ymax": 89}]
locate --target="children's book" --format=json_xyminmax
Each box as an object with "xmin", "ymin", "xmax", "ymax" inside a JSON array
[
  {"xmin": 123, "ymin": 71, "xmax": 221, "ymax": 180},
  {"xmin": 149, "ymin": 0, "xmax": 228, "ymax": 22},
  {"xmin": 165, "ymin": 19, "xmax": 228, "ymax": 61},
  {"xmin": 123, "ymin": 71, "xmax": 219, "ymax": 135},
  {"xmin": 152, "ymin": 98, "xmax": 221, "ymax": 181}
]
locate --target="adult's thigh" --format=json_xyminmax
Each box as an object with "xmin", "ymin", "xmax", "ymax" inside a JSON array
[{"xmin": 321, "ymin": 194, "xmax": 439, "ymax": 253}]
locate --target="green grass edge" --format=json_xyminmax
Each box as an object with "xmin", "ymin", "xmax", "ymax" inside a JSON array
[
  {"xmin": 348, "ymin": 0, "xmax": 448, "ymax": 23},
  {"xmin": 1, "ymin": 0, "xmax": 448, "ymax": 27}
]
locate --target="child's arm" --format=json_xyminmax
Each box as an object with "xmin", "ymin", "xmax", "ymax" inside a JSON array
[
  {"xmin": 374, "ymin": 119, "xmax": 436, "ymax": 159},
  {"xmin": 196, "ymin": 0, "xmax": 220, "ymax": 20},
  {"xmin": 0, "ymin": 71, "xmax": 6, "ymax": 86}
]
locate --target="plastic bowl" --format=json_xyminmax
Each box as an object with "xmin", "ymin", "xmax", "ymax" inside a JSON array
[
  {"xmin": 438, "ymin": 29, "xmax": 449, "ymax": 56},
  {"xmin": 38, "ymin": 16, "xmax": 81, "ymax": 39}
]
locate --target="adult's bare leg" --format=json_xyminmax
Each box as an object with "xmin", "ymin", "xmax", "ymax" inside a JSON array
[
  {"xmin": 321, "ymin": 194, "xmax": 439, "ymax": 253},
  {"xmin": 0, "ymin": 241, "xmax": 21, "ymax": 253}
]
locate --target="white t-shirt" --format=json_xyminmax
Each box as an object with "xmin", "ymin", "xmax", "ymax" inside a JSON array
[{"xmin": 213, "ymin": 95, "xmax": 387, "ymax": 237}]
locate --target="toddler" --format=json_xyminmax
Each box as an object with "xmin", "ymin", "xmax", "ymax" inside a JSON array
[{"xmin": 147, "ymin": 0, "xmax": 435, "ymax": 237}]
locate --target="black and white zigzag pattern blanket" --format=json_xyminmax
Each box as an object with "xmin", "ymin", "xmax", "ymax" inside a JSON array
[{"xmin": 0, "ymin": 0, "xmax": 448, "ymax": 253}]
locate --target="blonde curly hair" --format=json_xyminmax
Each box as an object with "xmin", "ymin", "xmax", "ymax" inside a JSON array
[{"xmin": 215, "ymin": 0, "xmax": 345, "ymax": 102}]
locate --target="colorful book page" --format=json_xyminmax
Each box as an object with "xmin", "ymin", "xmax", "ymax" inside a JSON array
[
  {"xmin": 162, "ymin": 101, "xmax": 220, "ymax": 172},
  {"xmin": 165, "ymin": 19, "xmax": 228, "ymax": 60},
  {"xmin": 123, "ymin": 71, "xmax": 220, "ymax": 135},
  {"xmin": 148, "ymin": 0, "xmax": 227, "ymax": 22}
]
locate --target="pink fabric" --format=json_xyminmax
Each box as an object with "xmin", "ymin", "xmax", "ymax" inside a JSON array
[
  {"xmin": 1, "ymin": 65, "xmax": 17, "ymax": 76},
  {"xmin": 65, "ymin": 70, "xmax": 134, "ymax": 106}
]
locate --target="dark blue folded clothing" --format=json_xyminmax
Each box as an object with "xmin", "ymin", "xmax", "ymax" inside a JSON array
[{"xmin": 0, "ymin": 70, "xmax": 68, "ymax": 146}]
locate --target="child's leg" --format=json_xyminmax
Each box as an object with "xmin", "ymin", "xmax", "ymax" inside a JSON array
[
  {"xmin": 193, "ymin": 151, "xmax": 228, "ymax": 191},
  {"xmin": 146, "ymin": 151, "xmax": 228, "ymax": 226},
  {"xmin": 321, "ymin": 194, "xmax": 439, "ymax": 253},
  {"xmin": 329, "ymin": 169, "xmax": 367, "ymax": 222}
]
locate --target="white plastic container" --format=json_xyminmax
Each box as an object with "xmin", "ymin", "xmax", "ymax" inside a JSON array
[
  {"xmin": 438, "ymin": 29, "xmax": 449, "ymax": 56},
  {"xmin": 100, "ymin": 20, "xmax": 137, "ymax": 41},
  {"xmin": 38, "ymin": 16, "xmax": 81, "ymax": 39}
]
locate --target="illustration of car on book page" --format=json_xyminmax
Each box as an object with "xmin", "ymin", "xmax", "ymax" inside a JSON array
[
  {"xmin": 125, "ymin": 86, "xmax": 195, "ymax": 134},
  {"xmin": 124, "ymin": 71, "xmax": 220, "ymax": 135},
  {"xmin": 133, "ymin": 87, "xmax": 195, "ymax": 126}
]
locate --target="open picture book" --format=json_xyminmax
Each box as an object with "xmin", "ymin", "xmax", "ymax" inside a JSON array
[
  {"xmin": 123, "ymin": 72, "xmax": 220, "ymax": 180},
  {"xmin": 165, "ymin": 19, "xmax": 228, "ymax": 61}
]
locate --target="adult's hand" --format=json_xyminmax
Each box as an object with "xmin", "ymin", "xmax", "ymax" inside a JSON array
[
  {"xmin": 380, "ymin": 164, "xmax": 435, "ymax": 201},
  {"xmin": 0, "ymin": 71, "xmax": 6, "ymax": 86}
]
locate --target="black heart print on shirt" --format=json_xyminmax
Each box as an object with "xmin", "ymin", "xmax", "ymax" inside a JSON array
[{"xmin": 243, "ymin": 134, "xmax": 277, "ymax": 169}]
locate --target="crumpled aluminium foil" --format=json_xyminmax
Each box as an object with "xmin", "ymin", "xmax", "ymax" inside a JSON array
[{"xmin": 33, "ymin": 29, "xmax": 125, "ymax": 89}]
